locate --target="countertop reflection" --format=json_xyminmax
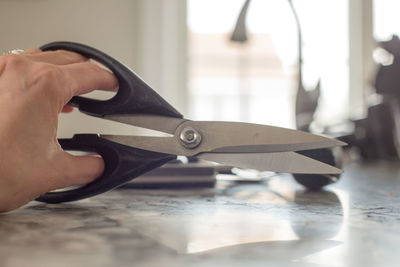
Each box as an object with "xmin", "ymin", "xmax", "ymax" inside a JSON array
[{"xmin": 1, "ymin": 162, "xmax": 400, "ymax": 267}]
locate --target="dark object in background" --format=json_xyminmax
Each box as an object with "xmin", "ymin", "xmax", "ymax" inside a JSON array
[
  {"xmin": 337, "ymin": 35, "xmax": 400, "ymax": 160},
  {"xmin": 375, "ymin": 35, "xmax": 400, "ymax": 96},
  {"xmin": 339, "ymin": 102, "xmax": 398, "ymax": 160},
  {"xmin": 287, "ymin": 0, "xmax": 321, "ymax": 133},
  {"xmin": 230, "ymin": 0, "xmax": 250, "ymax": 43},
  {"xmin": 296, "ymin": 81, "xmax": 320, "ymax": 132},
  {"xmin": 329, "ymin": 35, "xmax": 400, "ymax": 161}
]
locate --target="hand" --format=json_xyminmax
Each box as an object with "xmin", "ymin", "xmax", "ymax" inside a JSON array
[{"xmin": 0, "ymin": 48, "xmax": 118, "ymax": 212}]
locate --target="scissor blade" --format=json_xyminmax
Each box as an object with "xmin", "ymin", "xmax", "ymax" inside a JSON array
[
  {"xmin": 102, "ymin": 122, "xmax": 345, "ymax": 158},
  {"xmin": 186, "ymin": 121, "xmax": 346, "ymax": 153},
  {"xmin": 104, "ymin": 114, "xmax": 185, "ymax": 134},
  {"xmin": 103, "ymin": 135, "xmax": 342, "ymax": 173},
  {"xmin": 102, "ymin": 135, "xmax": 186, "ymax": 155},
  {"xmin": 103, "ymin": 116, "xmax": 345, "ymax": 153},
  {"xmin": 198, "ymin": 152, "xmax": 342, "ymax": 174}
]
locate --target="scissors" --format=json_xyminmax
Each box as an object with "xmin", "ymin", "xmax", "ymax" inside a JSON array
[{"xmin": 36, "ymin": 42, "xmax": 345, "ymax": 203}]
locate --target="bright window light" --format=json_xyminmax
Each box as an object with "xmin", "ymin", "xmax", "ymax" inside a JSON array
[
  {"xmin": 374, "ymin": 0, "xmax": 400, "ymax": 41},
  {"xmin": 188, "ymin": 0, "xmax": 349, "ymax": 129}
]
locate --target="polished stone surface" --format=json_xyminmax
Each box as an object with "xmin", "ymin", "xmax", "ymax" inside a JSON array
[{"xmin": 1, "ymin": 161, "xmax": 400, "ymax": 267}]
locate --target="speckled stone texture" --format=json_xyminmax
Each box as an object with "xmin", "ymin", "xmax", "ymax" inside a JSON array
[{"xmin": 1, "ymin": 162, "xmax": 400, "ymax": 267}]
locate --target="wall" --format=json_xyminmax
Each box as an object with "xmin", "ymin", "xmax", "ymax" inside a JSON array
[{"xmin": 0, "ymin": 0, "xmax": 187, "ymax": 137}]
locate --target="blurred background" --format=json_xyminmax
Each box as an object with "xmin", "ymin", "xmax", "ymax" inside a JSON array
[{"xmin": 0, "ymin": 0, "xmax": 397, "ymax": 149}]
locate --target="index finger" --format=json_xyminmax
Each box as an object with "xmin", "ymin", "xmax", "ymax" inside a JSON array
[
  {"xmin": 26, "ymin": 50, "xmax": 87, "ymax": 65},
  {"xmin": 60, "ymin": 62, "xmax": 118, "ymax": 98}
]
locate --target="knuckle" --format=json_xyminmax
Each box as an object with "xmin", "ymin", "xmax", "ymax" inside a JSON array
[
  {"xmin": 0, "ymin": 54, "xmax": 25, "ymax": 69},
  {"xmin": 28, "ymin": 63, "xmax": 67, "ymax": 100},
  {"xmin": 54, "ymin": 49, "xmax": 86, "ymax": 62},
  {"xmin": 88, "ymin": 62, "xmax": 102, "ymax": 73},
  {"xmin": 32, "ymin": 63, "xmax": 62, "ymax": 84},
  {"xmin": 0, "ymin": 55, "xmax": 29, "ymax": 86},
  {"xmin": 26, "ymin": 47, "xmax": 41, "ymax": 53},
  {"xmin": 90, "ymin": 63, "xmax": 116, "ymax": 82}
]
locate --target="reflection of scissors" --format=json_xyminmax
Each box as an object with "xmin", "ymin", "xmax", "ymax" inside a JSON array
[{"xmin": 36, "ymin": 42, "xmax": 345, "ymax": 203}]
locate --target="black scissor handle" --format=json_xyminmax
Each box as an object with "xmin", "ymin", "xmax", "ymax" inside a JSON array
[
  {"xmin": 36, "ymin": 42, "xmax": 181, "ymax": 203},
  {"xmin": 36, "ymin": 134, "xmax": 176, "ymax": 203},
  {"xmin": 40, "ymin": 41, "xmax": 182, "ymax": 118}
]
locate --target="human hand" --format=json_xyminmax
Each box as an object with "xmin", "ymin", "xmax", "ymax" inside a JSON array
[{"xmin": 0, "ymin": 48, "xmax": 118, "ymax": 212}]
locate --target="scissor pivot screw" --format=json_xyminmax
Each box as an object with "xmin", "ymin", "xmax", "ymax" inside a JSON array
[{"xmin": 179, "ymin": 126, "xmax": 201, "ymax": 149}]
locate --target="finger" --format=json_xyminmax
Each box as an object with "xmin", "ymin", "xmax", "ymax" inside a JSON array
[
  {"xmin": 25, "ymin": 47, "xmax": 42, "ymax": 54},
  {"xmin": 48, "ymin": 153, "xmax": 105, "ymax": 191},
  {"xmin": 61, "ymin": 62, "xmax": 118, "ymax": 97},
  {"xmin": 26, "ymin": 50, "xmax": 87, "ymax": 65},
  {"xmin": 64, "ymin": 154, "xmax": 104, "ymax": 186},
  {"xmin": 61, "ymin": 105, "xmax": 74, "ymax": 113}
]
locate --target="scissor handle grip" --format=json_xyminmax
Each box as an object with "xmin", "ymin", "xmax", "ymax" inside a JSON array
[
  {"xmin": 40, "ymin": 41, "xmax": 182, "ymax": 118},
  {"xmin": 36, "ymin": 134, "xmax": 176, "ymax": 203}
]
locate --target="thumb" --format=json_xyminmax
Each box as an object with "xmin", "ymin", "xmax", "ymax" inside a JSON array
[{"xmin": 49, "ymin": 152, "xmax": 105, "ymax": 191}]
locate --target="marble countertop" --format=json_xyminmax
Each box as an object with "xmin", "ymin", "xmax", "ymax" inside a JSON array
[{"xmin": 2, "ymin": 162, "xmax": 400, "ymax": 267}]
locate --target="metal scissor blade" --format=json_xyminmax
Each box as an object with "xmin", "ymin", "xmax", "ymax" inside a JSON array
[
  {"xmin": 184, "ymin": 121, "xmax": 346, "ymax": 153},
  {"xmin": 103, "ymin": 116, "xmax": 345, "ymax": 153},
  {"xmin": 101, "ymin": 135, "xmax": 185, "ymax": 155},
  {"xmin": 197, "ymin": 152, "xmax": 343, "ymax": 174},
  {"xmin": 102, "ymin": 124, "xmax": 345, "ymax": 158},
  {"xmin": 104, "ymin": 114, "xmax": 185, "ymax": 134},
  {"xmin": 102, "ymin": 135, "xmax": 342, "ymax": 174}
]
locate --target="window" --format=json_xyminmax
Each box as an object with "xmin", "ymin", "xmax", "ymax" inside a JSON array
[
  {"xmin": 374, "ymin": 0, "xmax": 400, "ymax": 41},
  {"xmin": 188, "ymin": 0, "xmax": 349, "ymax": 130}
]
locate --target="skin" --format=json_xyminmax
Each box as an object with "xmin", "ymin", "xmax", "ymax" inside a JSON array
[{"xmin": 0, "ymin": 48, "xmax": 118, "ymax": 212}]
